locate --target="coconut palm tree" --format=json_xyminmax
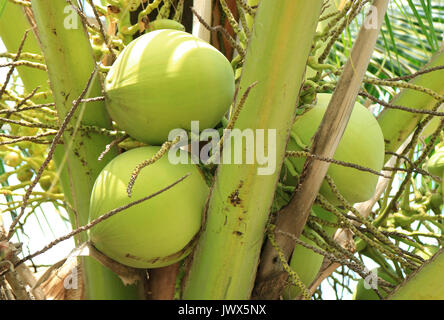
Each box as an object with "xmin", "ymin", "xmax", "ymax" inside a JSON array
[{"xmin": 0, "ymin": 0, "xmax": 443, "ymax": 300}]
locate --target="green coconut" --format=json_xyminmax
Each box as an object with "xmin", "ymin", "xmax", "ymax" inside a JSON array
[
  {"xmin": 420, "ymin": 105, "xmax": 444, "ymax": 139},
  {"xmin": 426, "ymin": 146, "xmax": 444, "ymax": 199},
  {"xmin": 88, "ymin": 146, "xmax": 209, "ymax": 268},
  {"xmin": 283, "ymin": 206, "xmax": 337, "ymax": 300},
  {"xmin": 104, "ymin": 29, "xmax": 235, "ymax": 145},
  {"xmin": 286, "ymin": 93, "xmax": 385, "ymax": 204},
  {"xmin": 426, "ymin": 146, "xmax": 444, "ymax": 178},
  {"xmin": 353, "ymin": 267, "xmax": 398, "ymax": 300}
]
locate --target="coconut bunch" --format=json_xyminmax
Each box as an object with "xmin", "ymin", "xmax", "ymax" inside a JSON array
[
  {"xmin": 3, "ymin": 0, "xmax": 443, "ymax": 301},
  {"xmin": 277, "ymin": 92, "xmax": 386, "ymax": 299},
  {"xmin": 95, "ymin": 0, "xmax": 386, "ymax": 295},
  {"xmin": 88, "ymin": 20, "xmax": 236, "ymax": 268}
]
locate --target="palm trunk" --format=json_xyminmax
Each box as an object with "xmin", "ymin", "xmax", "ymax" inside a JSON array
[
  {"xmin": 0, "ymin": 0, "xmax": 49, "ymax": 101},
  {"xmin": 31, "ymin": 0, "xmax": 141, "ymax": 299},
  {"xmin": 183, "ymin": 0, "xmax": 323, "ymax": 299}
]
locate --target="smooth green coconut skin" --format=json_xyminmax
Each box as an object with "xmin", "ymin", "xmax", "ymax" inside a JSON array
[
  {"xmin": 287, "ymin": 93, "xmax": 385, "ymax": 204},
  {"xmin": 426, "ymin": 147, "xmax": 444, "ymax": 177},
  {"xmin": 88, "ymin": 146, "xmax": 209, "ymax": 268},
  {"xmin": 104, "ymin": 29, "xmax": 235, "ymax": 145},
  {"xmin": 388, "ymin": 249, "xmax": 444, "ymax": 300},
  {"xmin": 426, "ymin": 146, "xmax": 444, "ymax": 199}
]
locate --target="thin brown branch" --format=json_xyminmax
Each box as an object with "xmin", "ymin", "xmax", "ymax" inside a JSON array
[
  {"xmin": 382, "ymin": 166, "xmax": 441, "ymax": 182},
  {"xmin": 384, "ymin": 65, "xmax": 444, "ymax": 82},
  {"xmin": 190, "ymin": 6, "xmax": 246, "ymax": 58},
  {"xmin": 383, "ymin": 118, "xmax": 444, "ymax": 219},
  {"xmin": 0, "ymin": 60, "xmax": 47, "ymax": 71},
  {"xmin": 13, "ymin": 86, "xmax": 41, "ymax": 112},
  {"xmin": 65, "ymin": 0, "xmax": 100, "ymax": 33},
  {"xmin": 98, "ymin": 134, "xmax": 129, "ymax": 161},
  {"xmin": 86, "ymin": 0, "xmax": 116, "ymax": 60},
  {"xmin": 286, "ymin": 151, "xmax": 389, "ymax": 178},
  {"xmin": 127, "ymin": 137, "xmax": 180, "ymax": 197},
  {"xmin": 0, "ymin": 30, "xmax": 29, "ymax": 100},
  {"xmin": 359, "ymin": 91, "xmax": 444, "ymax": 117},
  {"xmin": 0, "ymin": 131, "xmax": 56, "ymax": 146}
]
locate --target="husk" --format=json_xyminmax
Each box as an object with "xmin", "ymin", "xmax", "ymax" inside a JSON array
[
  {"xmin": 388, "ymin": 249, "xmax": 444, "ymax": 300},
  {"xmin": 105, "ymin": 29, "xmax": 235, "ymax": 145},
  {"xmin": 426, "ymin": 146, "xmax": 444, "ymax": 177},
  {"xmin": 89, "ymin": 146, "xmax": 209, "ymax": 268},
  {"xmin": 286, "ymin": 93, "xmax": 385, "ymax": 204}
]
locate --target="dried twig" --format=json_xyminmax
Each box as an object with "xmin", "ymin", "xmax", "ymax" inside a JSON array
[
  {"xmin": 0, "ymin": 30, "xmax": 29, "ymax": 100},
  {"xmin": 285, "ymin": 151, "xmax": 389, "ymax": 178},
  {"xmin": 127, "ymin": 136, "xmax": 181, "ymax": 197},
  {"xmin": 98, "ymin": 134, "xmax": 129, "ymax": 161},
  {"xmin": 190, "ymin": 6, "xmax": 246, "ymax": 57},
  {"xmin": 359, "ymin": 91, "xmax": 444, "ymax": 116},
  {"xmin": 86, "ymin": 0, "xmax": 116, "ymax": 60}
]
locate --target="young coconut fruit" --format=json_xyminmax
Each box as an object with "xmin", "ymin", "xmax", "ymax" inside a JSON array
[
  {"xmin": 426, "ymin": 145, "xmax": 444, "ymax": 199},
  {"xmin": 88, "ymin": 146, "xmax": 209, "ymax": 268},
  {"xmin": 104, "ymin": 29, "xmax": 235, "ymax": 145},
  {"xmin": 286, "ymin": 93, "xmax": 385, "ymax": 204}
]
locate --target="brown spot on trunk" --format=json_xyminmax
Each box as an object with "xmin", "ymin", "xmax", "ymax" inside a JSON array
[
  {"xmin": 229, "ymin": 189, "xmax": 242, "ymax": 206},
  {"xmin": 228, "ymin": 180, "xmax": 244, "ymax": 207}
]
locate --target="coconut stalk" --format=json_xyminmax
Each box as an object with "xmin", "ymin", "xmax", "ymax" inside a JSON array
[
  {"xmin": 254, "ymin": 0, "xmax": 389, "ymax": 300},
  {"xmin": 387, "ymin": 249, "xmax": 444, "ymax": 299},
  {"xmin": 192, "ymin": 0, "xmax": 212, "ymax": 42},
  {"xmin": 0, "ymin": 0, "xmax": 49, "ymax": 101},
  {"xmin": 182, "ymin": 0, "xmax": 323, "ymax": 299},
  {"xmin": 30, "ymin": 0, "xmax": 140, "ymax": 299},
  {"xmin": 0, "ymin": 1, "xmax": 67, "ymax": 300}
]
